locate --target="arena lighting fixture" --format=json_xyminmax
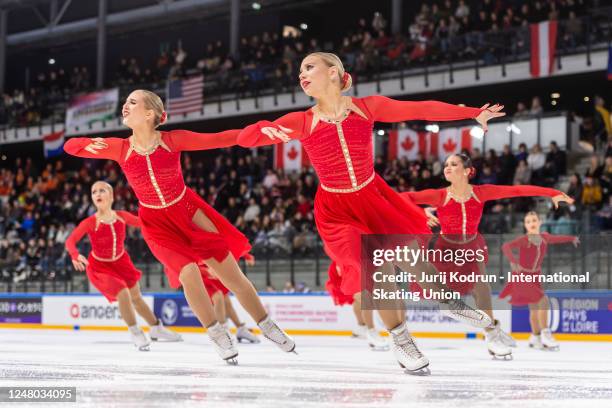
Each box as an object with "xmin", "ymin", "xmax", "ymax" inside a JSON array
[
  {"xmin": 299, "ymin": 23, "xmax": 308, "ymax": 30},
  {"xmin": 377, "ymin": 129, "xmax": 385, "ymax": 136},
  {"xmin": 48, "ymin": 58, "xmax": 56, "ymax": 65},
  {"xmin": 551, "ymin": 92, "xmax": 560, "ymax": 99},
  {"xmin": 470, "ymin": 126, "xmax": 484, "ymax": 139},
  {"xmin": 251, "ymin": 2, "xmax": 261, "ymax": 10},
  {"xmin": 584, "ymin": 96, "xmax": 590, "ymax": 102},
  {"xmin": 424, "ymin": 124, "xmax": 439, "ymax": 133},
  {"xmin": 506, "ymin": 123, "xmax": 521, "ymax": 134}
]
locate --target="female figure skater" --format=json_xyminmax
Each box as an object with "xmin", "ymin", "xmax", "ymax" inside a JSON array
[
  {"xmin": 327, "ymin": 261, "xmax": 389, "ymax": 351},
  {"xmin": 501, "ymin": 211, "xmax": 579, "ymax": 351},
  {"xmin": 66, "ymin": 181, "xmax": 182, "ymax": 351},
  {"xmin": 64, "ymin": 90, "xmax": 293, "ymax": 364},
  {"xmin": 403, "ymin": 153, "xmax": 574, "ymax": 358},
  {"xmin": 237, "ymin": 52, "xmax": 503, "ymax": 373}
]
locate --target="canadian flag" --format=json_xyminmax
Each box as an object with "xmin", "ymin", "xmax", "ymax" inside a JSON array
[
  {"xmin": 388, "ymin": 129, "xmax": 428, "ymax": 160},
  {"xmin": 433, "ymin": 128, "xmax": 472, "ymax": 157},
  {"xmin": 530, "ymin": 20, "xmax": 558, "ymax": 78},
  {"xmin": 274, "ymin": 139, "xmax": 309, "ymax": 172}
]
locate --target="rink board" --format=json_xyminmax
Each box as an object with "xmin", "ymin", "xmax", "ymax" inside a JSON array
[{"xmin": 1, "ymin": 292, "xmax": 611, "ymax": 341}]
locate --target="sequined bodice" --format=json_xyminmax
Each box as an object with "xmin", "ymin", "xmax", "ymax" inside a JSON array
[
  {"xmin": 301, "ymin": 114, "xmax": 374, "ymax": 191},
  {"xmin": 437, "ymin": 195, "xmax": 484, "ymax": 235},
  {"xmin": 120, "ymin": 146, "xmax": 186, "ymax": 208},
  {"xmin": 89, "ymin": 219, "xmax": 125, "ymax": 260},
  {"xmin": 517, "ymin": 240, "xmax": 548, "ymax": 272}
]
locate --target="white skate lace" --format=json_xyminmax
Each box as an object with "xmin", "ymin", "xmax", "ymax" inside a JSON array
[
  {"xmin": 259, "ymin": 318, "xmax": 289, "ymax": 346},
  {"xmin": 393, "ymin": 332, "xmax": 424, "ymax": 360},
  {"xmin": 209, "ymin": 324, "xmax": 234, "ymax": 351},
  {"xmin": 446, "ymin": 299, "xmax": 488, "ymax": 325}
]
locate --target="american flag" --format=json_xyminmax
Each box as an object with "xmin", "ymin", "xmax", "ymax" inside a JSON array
[{"xmin": 166, "ymin": 75, "xmax": 204, "ymax": 116}]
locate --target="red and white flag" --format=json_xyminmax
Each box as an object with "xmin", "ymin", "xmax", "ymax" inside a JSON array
[
  {"xmin": 274, "ymin": 140, "xmax": 309, "ymax": 172},
  {"xmin": 434, "ymin": 128, "xmax": 472, "ymax": 157},
  {"xmin": 530, "ymin": 21, "xmax": 558, "ymax": 78},
  {"xmin": 388, "ymin": 129, "xmax": 428, "ymax": 160}
]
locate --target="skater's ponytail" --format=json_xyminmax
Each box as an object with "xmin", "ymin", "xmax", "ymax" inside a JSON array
[
  {"xmin": 306, "ymin": 52, "xmax": 352, "ymax": 92},
  {"xmin": 138, "ymin": 90, "xmax": 166, "ymax": 128}
]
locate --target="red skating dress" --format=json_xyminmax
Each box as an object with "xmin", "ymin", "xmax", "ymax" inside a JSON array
[
  {"xmin": 64, "ymin": 130, "xmax": 251, "ymax": 288},
  {"xmin": 500, "ymin": 233, "xmax": 576, "ymax": 305},
  {"xmin": 404, "ymin": 185, "xmax": 562, "ymax": 294},
  {"xmin": 238, "ymin": 96, "xmax": 483, "ymax": 296},
  {"xmin": 326, "ymin": 261, "xmax": 356, "ymax": 306},
  {"xmin": 65, "ymin": 211, "xmax": 142, "ymax": 302}
]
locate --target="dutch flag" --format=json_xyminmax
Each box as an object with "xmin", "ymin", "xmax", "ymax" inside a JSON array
[{"xmin": 43, "ymin": 130, "xmax": 65, "ymax": 158}]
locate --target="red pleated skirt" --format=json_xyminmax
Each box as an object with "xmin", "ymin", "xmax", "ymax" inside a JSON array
[
  {"xmin": 325, "ymin": 261, "xmax": 355, "ymax": 306},
  {"xmin": 138, "ymin": 188, "xmax": 251, "ymax": 289},
  {"xmin": 315, "ymin": 174, "xmax": 430, "ymax": 297},
  {"xmin": 499, "ymin": 270, "xmax": 545, "ymax": 306},
  {"xmin": 86, "ymin": 252, "xmax": 142, "ymax": 302}
]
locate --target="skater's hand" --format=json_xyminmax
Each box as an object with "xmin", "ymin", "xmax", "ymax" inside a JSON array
[
  {"xmin": 551, "ymin": 193, "xmax": 574, "ymax": 209},
  {"xmin": 510, "ymin": 262, "xmax": 520, "ymax": 272},
  {"xmin": 83, "ymin": 138, "xmax": 108, "ymax": 155},
  {"xmin": 72, "ymin": 254, "xmax": 89, "ymax": 272},
  {"xmin": 245, "ymin": 254, "xmax": 256, "ymax": 267},
  {"xmin": 261, "ymin": 125, "xmax": 292, "ymax": 143},
  {"xmin": 572, "ymin": 237, "xmax": 580, "ymax": 247},
  {"xmin": 475, "ymin": 103, "xmax": 505, "ymax": 133},
  {"xmin": 424, "ymin": 207, "xmax": 439, "ymax": 228}
]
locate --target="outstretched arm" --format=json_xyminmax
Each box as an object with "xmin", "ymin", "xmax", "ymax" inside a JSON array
[
  {"xmin": 360, "ymin": 96, "xmax": 505, "ymax": 131},
  {"xmin": 163, "ymin": 129, "xmax": 241, "ymax": 151},
  {"xmin": 65, "ymin": 218, "xmax": 93, "ymax": 260},
  {"xmin": 475, "ymin": 184, "xmax": 571, "ymax": 208},
  {"xmin": 116, "ymin": 211, "xmax": 142, "ymax": 228},
  {"xmin": 361, "ymin": 95, "xmax": 482, "ymax": 122},
  {"xmin": 401, "ymin": 189, "xmax": 445, "ymax": 206},
  {"xmin": 542, "ymin": 232, "xmax": 579, "ymax": 246},
  {"xmin": 238, "ymin": 111, "xmax": 306, "ymax": 147},
  {"xmin": 63, "ymin": 137, "xmax": 124, "ymax": 161}
]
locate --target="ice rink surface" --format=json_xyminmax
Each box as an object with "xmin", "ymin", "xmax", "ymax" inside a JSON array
[{"xmin": 1, "ymin": 329, "xmax": 611, "ymax": 408}]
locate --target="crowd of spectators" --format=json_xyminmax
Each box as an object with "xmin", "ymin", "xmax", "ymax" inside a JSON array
[
  {"xmin": 0, "ymin": 0, "xmax": 602, "ymax": 127},
  {"xmin": 0, "ymin": 134, "xmax": 582, "ymax": 284}
]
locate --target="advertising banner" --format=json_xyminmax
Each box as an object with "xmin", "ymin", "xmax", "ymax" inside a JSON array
[
  {"xmin": 0, "ymin": 296, "xmax": 42, "ymax": 323},
  {"xmin": 65, "ymin": 88, "xmax": 119, "ymax": 128}
]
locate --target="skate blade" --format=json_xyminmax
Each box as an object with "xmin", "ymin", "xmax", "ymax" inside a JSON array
[
  {"xmin": 489, "ymin": 350, "xmax": 513, "ymax": 360},
  {"xmin": 151, "ymin": 337, "xmax": 184, "ymax": 342},
  {"xmin": 542, "ymin": 346, "xmax": 560, "ymax": 352},
  {"xmin": 225, "ymin": 358, "xmax": 239, "ymax": 365},
  {"xmin": 237, "ymin": 337, "xmax": 261, "ymax": 344},
  {"xmin": 137, "ymin": 345, "xmax": 151, "ymax": 352},
  {"xmin": 368, "ymin": 344, "xmax": 390, "ymax": 352},
  {"xmin": 399, "ymin": 362, "xmax": 431, "ymax": 376}
]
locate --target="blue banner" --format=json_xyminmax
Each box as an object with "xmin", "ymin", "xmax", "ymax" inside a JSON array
[
  {"xmin": 0, "ymin": 296, "xmax": 42, "ymax": 323},
  {"xmin": 153, "ymin": 296, "xmax": 200, "ymax": 327},
  {"xmin": 512, "ymin": 292, "xmax": 612, "ymax": 334}
]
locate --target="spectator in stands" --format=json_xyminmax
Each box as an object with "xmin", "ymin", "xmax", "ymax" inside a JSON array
[
  {"xmin": 581, "ymin": 176, "xmax": 603, "ymax": 210},
  {"xmin": 514, "ymin": 101, "xmax": 530, "ymax": 118},
  {"xmin": 513, "ymin": 159, "xmax": 531, "ymax": 185},
  {"xmin": 584, "ymin": 154, "xmax": 603, "ymax": 179},
  {"xmin": 527, "ymin": 144, "xmax": 546, "ymax": 182},
  {"xmin": 545, "ymin": 141, "xmax": 567, "ymax": 178},
  {"xmin": 498, "ymin": 144, "xmax": 517, "ymax": 185},
  {"xmin": 515, "ymin": 142, "xmax": 528, "ymax": 162},
  {"xmin": 530, "ymin": 96, "xmax": 544, "ymax": 116}
]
